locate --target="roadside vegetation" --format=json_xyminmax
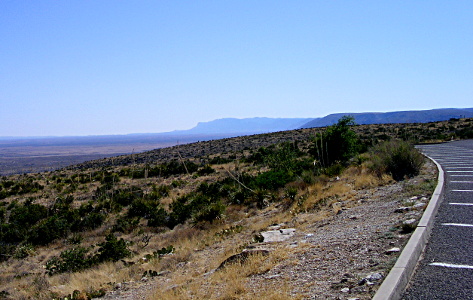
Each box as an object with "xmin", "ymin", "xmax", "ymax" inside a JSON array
[{"xmin": 0, "ymin": 117, "xmax": 471, "ymax": 299}]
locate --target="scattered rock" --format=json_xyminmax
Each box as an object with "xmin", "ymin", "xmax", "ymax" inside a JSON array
[
  {"xmin": 141, "ymin": 276, "xmax": 148, "ymax": 282},
  {"xmin": 341, "ymin": 287, "xmax": 350, "ymax": 293},
  {"xmin": 358, "ymin": 272, "xmax": 383, "ymax": 286},
  {"xmin": 403, "ymin": 219, "xmax": 417, "ymax": 225},
  {"xmin": 413, "ymin": 202, "xmax": 426, "ymax": 209},
  {"xmin": 385, "ymin": 247, "xmax": 401, "ymax": 254},
  {"xmin": 261, "ymin": 228, "xmax": 296, "ymax": 242},
  {"xmin": 366, "ymin": 272, "xmax": 383, "ymax": 282},
  {"xmin": 395, "ymin": 207, "xmax": 410, "ymax": 213}
]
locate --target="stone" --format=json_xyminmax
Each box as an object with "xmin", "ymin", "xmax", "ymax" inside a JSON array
[
  {"xmin": 261, "ymin": 228, "xmax": 296, "ymax": 242},
  {"xmin": 395, "ymin": 207, "xmax": 410, "ymax": 213},
  {"xmin": 341, "ymin": 287, "xmax": 350, "ymax": 293},
  {"xmin": 385, "ymin": 247, "xmax": 401, "ymax": 254},
  {"xmin": 403, "ymin": 219, "xmax": 417, "ymax": 225},
  {"xmin": 413, "ymin": 202, "xmax": 426, "ymax": 209},
  {"xmin": 366, "ymin": 272, "xmax": 383, "ymax": 282}
]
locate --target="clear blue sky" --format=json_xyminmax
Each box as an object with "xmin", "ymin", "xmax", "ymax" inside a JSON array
[{"xmin": 1, "ymin": 1, "xmax": 472, "ymax": 136}]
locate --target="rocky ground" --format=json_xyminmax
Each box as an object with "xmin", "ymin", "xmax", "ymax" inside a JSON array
[{"xmin": 98, "ymin": 159, "xmax": 437, "ymax": 300}]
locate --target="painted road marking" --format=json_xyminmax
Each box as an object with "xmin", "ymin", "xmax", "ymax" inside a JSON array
[
  {"xmin": 430, "ymin": 262, "xmax": 473, "ymax": 269},
  {"xmin": 441, "ymin": 223, "xmax": 473, "ymax": 227},
  {"xmin": 447, "ymin": 171, "xmax": 473, "ymax": 173},
  {"xmin": 449, "ymin": 203, "xmax": 473, "ymax": 206},
  {"xmin": 445, "ymin": 167, "xmax": 473, "ymax": 169},
  {"xmin": 451, "ymin": 181, "xmax": 473, "ymax": 183},
  {"xmin": 451, "ymin": 190, "xmax": 473, "ymax": 192}
]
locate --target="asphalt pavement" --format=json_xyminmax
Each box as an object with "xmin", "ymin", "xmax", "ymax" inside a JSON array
[{"xmin": 402, "ymin": 140, "xmax": 473, "ymax": 299}]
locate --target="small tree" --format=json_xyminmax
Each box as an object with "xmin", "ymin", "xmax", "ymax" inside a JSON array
[
  {"xmin": 310, "ymin": 116, "xmax": 359, "ymax": 167},
  {"xmin": 97, "ymin": 233, "xmax": 131, "ymax": 262}
]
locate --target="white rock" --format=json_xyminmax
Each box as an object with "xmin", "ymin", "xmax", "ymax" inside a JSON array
[
  {"xmin": 385, "ymin": 247, "xmax": 401, "ymax": 254},
  {"xmin": 341, "ymin": 287, "xmax": 350, "ymax": 293},
  {"xmin": 366, "ymin": 272, "xmax": 383, "ymax": 282},
  {"xmin": 261, "ymin": 228, "xmax": 296, "ymax": 242}
]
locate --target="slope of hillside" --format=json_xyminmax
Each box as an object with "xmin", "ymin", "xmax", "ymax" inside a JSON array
[{"xmin": 1, "ymin": 118, "xmax": 472, "ymax": 299}]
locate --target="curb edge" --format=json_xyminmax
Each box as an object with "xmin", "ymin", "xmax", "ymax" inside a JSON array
[{"xmin": 372, "ymin": 155, "xmax": 444, "ymax": 300}]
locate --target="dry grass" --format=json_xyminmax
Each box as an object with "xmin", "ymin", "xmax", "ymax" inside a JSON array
[{"xmin": 148, "ymin": 245, "xmax": 298, "ymax": 300}]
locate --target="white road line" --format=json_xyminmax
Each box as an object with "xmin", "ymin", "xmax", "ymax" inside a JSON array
[
  {"xmin": 430, "ymin": 262, "xmax": 473, "ymax": 269},
  {"xmin": 451, "ymin": 180, "xmax": 473, "ymax": 182},
  {"xmin": 447, "ymin": 171, "xmax": 473, "ymax": 173},
  {"xmin": 442, "ymin": 223, "xmax": 473, "ymax": 227},
  {"xmin": 451, "ymin": 190, "xmax": 473, "ymax": 192},
  {"xmin": 449, "ymin": 203, "xmax": 473, "ymax": 206},
  {"xmin": 450, "ymin": 175, "xmax": 473, "ymax": 177},
  {"xmin": 445, "ymin": 167, "xmax": 473, "ymax": 169}
]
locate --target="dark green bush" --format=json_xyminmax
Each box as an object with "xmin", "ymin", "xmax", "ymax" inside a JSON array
[
  {"xmin": 9, "ymin": 202, "xmax": 48, "ymax": 227},
  {"xmin": 96, "ymin": 233, "xmax": 131, "ymax": 262},
  {"xmin": 197, "ymin": 165, "xmax": 215, "ymax": 176},
  {"xmin": 310, "ymin": 116, "xmax": 359, "ymax": 167},
  {"xmin": 193, "ymin": 200, "xmax": 225, "ymax": 224},
  {"xmin": 113, "ymin": 216, "xmax": 140, "ymax": 233},
  {"xmin": 369, "ymin": 140, "xmax": 424, "ymax": 181},
  {"xmin": 28, "ymin": 216, "xmax": 71, "ymax": 245},
  {"xmin": 253, "ymin": 170, "xmax": 293, "ymax": 190},
  {"xmin": 46, "ymin": 247, "xmax": 95, "ymax": 275},
  {"xmin": 147, "ymin": 207, "xmax": 169, "ymax": 228}
]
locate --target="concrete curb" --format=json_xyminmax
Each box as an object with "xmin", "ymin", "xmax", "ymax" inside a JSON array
[{"xmin": 373, "ymin": 155, "xmax": 445, "ymax": 300}]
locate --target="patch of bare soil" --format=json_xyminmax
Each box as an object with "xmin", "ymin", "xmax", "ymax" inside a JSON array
[{"xmin": 102, "ymin": 160, "xmax": 436, "ymax": 300}]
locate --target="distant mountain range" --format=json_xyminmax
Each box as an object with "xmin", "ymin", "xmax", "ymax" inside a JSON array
[
  {"xmin": 174, "ymin": 107, "xmax": 473, "ymax": 135},
  {"xmin": 171, "ymin": 117, "xmax": 313, "ymax": 135},
  {"xmin": 299, "ymin": 108, "xmax": 473, "ymax": 129}
]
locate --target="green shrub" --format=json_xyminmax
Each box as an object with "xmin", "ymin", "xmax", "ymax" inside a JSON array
[
  {"xmin": 310, "ymin": 116, "xmax": 359, "ymax": 167},
  {"xmin": 253, "ymin": 170, "xmax": 293, "ymax": 190},
  {"xmin": 369, "ymin": 140, "xmax": 424, "ymax": 181},
  {"xmin": 46, "ymin": 247, "xmax": 95, "ymax": 275},
  {"xmin": 13, "ymin": 243, "xmax": 35, "ymax": 259},
  {"xmin": 113, "ymin": 216, "xmax": 140, "ymax": 233},
  {"xmin": 193, "ymin": 200, "xmax": 226, "ymax": 224},
  {"xmin": 197, "ymin": 165, "xmax": 215, "ymax": 176},
  {"xmin": 28, "ymin": 216, "xmax": 71, "ymax": 245},
  {"xmin": 147, "ymin": 207, "xmax": 169, "ymax": 228},
  {"xmin": 9, "ymin": 202, "xmax": 48, "ymax": 227},
  {"xmin": 96, "ymin": 233, "xmax": 131, "ymax": 262}
]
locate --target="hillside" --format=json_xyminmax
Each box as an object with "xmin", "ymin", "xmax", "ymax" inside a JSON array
[
  {"xmin": 2, "ymin": 108, "xmax": 472, "ymax": 176},
  {"xmin": 0, "ymin": 118, "xmax": 471, "ymax": 299}
]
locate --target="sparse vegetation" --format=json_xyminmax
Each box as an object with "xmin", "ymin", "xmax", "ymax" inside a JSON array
[{"xmin": 0, "ymin": 117, "xmax": 468, "ymax": 299}]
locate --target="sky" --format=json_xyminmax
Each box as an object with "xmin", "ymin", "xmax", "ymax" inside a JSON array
[{"xmin": 1, "ymin": 1, "xmax": 472, "ymax": 137}]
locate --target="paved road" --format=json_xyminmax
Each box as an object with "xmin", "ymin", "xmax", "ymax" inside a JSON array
[{"xmin": 403, "ymin": 140, "xmax": 473, "ymax": 299}]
